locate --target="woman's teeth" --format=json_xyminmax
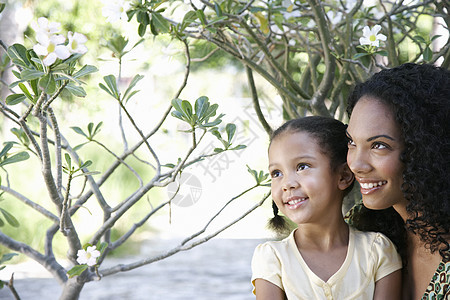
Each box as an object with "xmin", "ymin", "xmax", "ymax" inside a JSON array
[{"xmin": 360, "ymin": 181, "xmax": 387, "ymax": 189}]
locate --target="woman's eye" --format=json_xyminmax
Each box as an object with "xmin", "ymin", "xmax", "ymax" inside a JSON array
[
  {"xmin": 270, "ymin": 170, "xmax": 281, "ymax": 178},
  {"xmin": 297, "ymin": 163, "xmax": 310, "ymax": 171},
  {"xmin": 372, "ymin": 142, "xmax": 389, "ymax": 150},
  {"xmin": 347, "ymin": 138, "xmax": 355, "ymax": 147}
]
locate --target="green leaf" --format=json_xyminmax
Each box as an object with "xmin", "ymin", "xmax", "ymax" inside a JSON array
[
  {"xmin": 0, "ymin": 152, "xmax": 29, "ymax": 167},
  {"xmin": 181, "ymin": 11, "xmax": 198, "ymax": 31},
  {"xmin": 18, "ymin": 83, "xmax": 34, "ymax": 101},
  {"xmin": 39, "ymin": 74, "xmax": 57, "ymax": 94},
  {"xmin": 71, "ymin": 126, "xmax": 87, "ymax": 137},
  {"xmin": 232, "ymin": 144, "xmax": 246, "ymax": 150},
  {"xmin": 51, "ymin": 63, "xmax": 70, "ymax": 71},
  {"xmin": 171, "ymin": 111, "xmax": 184, "ymax": 121},
  {"xmin": 123, "ymin": 74, "xmax": 144, "ymax": 102},
  {"xmin": 99, "ymin": 83, "xmax": 115, "ymax": 98},
  {"xmin": 207, "ymin": 16, "xmax": 228, "ymax": 27},
  {"xmin": 0, "ymin": 143, "xmax": 13, "ymax": 158},
  {"xmin": 7, "ymin": 44, "xmax": 30, "ymax": 67},
  {"xmin": 73, "ymin": 65, "xmax": 98, "ymax": 79},
  {"xmin": 0, "ymin": 253, "xmax": 18, "ymax": 265},
  {"xmin": 87, "ymin": 123, "xmax": 94, "ymax": 136},
  {"xmin": 65, "ymin": 83, "xmax": 87, "ymax": 97},
  {"xmin": 137, "ymin": 11, "xmax": 150, "ymax": 25},
  {"xmin": 162, "ymin": 163, "xmax": 176, "ymax": 168},
  {"xmin": 93, "ymin": 122, "xmax": 103, "ymax": 136},
  {"xmin": 138, "ymin": 23, "xmax": 147, "ymax": 37},
  {"xmin": 67, "ymin": 264, "xmax": 88, "ymax": 278},
  {"xmin": 103, "ymin": 75, "xmax": 119, "ymax": 99},
  {"xmin": 53, "ymin": 72, "xmax": 81, "ymax": 85},
  {"xmin": 65, "ymin": 153, "xmax": 72, "ymax": 170},
  {"xmin": 80, "ymin": 160, "xmax": 92, "ymax": 169},
  {"xmin": 96, "ymin": 241, "xmax": 108, "ymax": 254},
  {"xmin": 152, "ymin": 12, "xmax": 170, "ymax": 33},
  {"xmin": 194, "ymin": 96, "xmax": 209, "ymax": 120},
  {"xmin": 214, "ymin": 2, "xmax": 223, "ymax": 16},
  {"xmin": 431, "ymin": 34, "xmax": 441, "ymax": 42},
  {"xmin": 123, "ymin": 90, "xmax": 140, "ymax": 103},
  {"xmin": 0, "ymin": 208, "xmax": 19, "ymax": 227},
  {"xmin": 413, "ymin": 35, "xmax": 426, "ymax": 44},
  {"xmin": 171, "ymin": 98, "xmax": 184, "ymax": 113},
  {"xmin": 423, "ymin": 46, "xmax": 432, "ymax": 62},
  {"xmin": 181, "ymin": 100, "xmax": 193, "ymax": 119},
  {"xmin": 0, "ymin": 218, "xmax": 4, "ymax": 227},
  {"xmin": 21, "ymin": 69, "xmax": 45, "ymax": 81},
  {"xmin": 196, "ymin": 10, "xmax": 207, "ymax": 26},
  {"xmin": 353, "ymin": 52, "xmax": 371, "ymax": 59},
  {"xmin": 5, "ymin": 94, "xmax": 26, "ymax": 105},
  {"xmin": 375, "ymin": 50, "xmax": 388, "ymax": 57},
  {"xmin": 73, "ymin": 142, "xmax": 88, "ymax": 151},
  {"xmin": 225, "ymin": 123, "xmax": 236, "ymax": 144}
]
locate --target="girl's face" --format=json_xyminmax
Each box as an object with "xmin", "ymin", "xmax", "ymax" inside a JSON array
[
  {"xmin": 268, "ymin": 131, "xmax": 350, "ymax": 226},
  {"xmin": 346, "ymin": 96, "xmax": 406, "ymax": 210}
]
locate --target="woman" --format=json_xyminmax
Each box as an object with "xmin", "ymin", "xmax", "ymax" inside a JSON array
[{"xmin": 345, "ymin": 63, "xmax": 449, "ymax": 299}]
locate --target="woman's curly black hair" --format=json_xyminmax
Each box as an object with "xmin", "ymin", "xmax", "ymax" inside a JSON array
[{"xmin": 347, "ymin": 63, "xmax": 450, "ymax": 262}]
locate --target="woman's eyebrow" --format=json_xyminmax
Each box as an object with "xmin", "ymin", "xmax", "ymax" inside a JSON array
[{"xmin": 345, "ymin": 130, "xmax": 395, "ymax": 142}]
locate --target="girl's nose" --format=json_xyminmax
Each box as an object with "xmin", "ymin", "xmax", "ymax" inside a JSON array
[
  {"xmin": 347, "ymin": 148, "xmax": 372, "ymax": 175},
  {"xmin": 282, "ymin": 173, "xmax": 300, "ymax": 191}
]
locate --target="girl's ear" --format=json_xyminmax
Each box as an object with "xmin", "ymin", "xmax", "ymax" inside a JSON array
[{"xmin": 338, "ymin": 163, "xmax": 354, "ymax": 191}]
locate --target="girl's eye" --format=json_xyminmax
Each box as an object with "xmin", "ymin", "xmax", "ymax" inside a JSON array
[
  {"xmin": 270, "ymin": 170, "xmax": 282, "ymax": 178},
  {"xmin": 297, "ymin": 163, "xmax": 310, "ymax": 171}
]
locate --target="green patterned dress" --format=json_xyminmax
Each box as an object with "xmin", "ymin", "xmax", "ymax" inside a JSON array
[{"xmin": 421, "ymin": 259, "xmax": 450, "ymax": 300}]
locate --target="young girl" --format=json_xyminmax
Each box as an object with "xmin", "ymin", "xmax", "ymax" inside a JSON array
[{"xmin": 251, "ymin": 116, "xmax": 402, "ymax": 299}]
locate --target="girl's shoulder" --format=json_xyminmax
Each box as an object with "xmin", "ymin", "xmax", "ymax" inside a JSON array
[
  {"xmin": 253, "ymin": 230, "xmax": 296, "ymax": 255},
  {"xmin": 351, "ymin": 226, "xmax": 395, "ymax": 246}
]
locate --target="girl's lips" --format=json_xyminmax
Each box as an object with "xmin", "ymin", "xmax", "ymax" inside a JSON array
[{"xmin": 284, "ymin": 197, "xmax": 308, "ymax": 209}]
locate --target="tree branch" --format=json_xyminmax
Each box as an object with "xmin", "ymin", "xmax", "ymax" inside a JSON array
[
  {"xmin": 245, "ymin": 66, "xmax": 272, "ymax": 136},
  {"xmin": 99, "ymin": 191, "xmax": 270, "ymax": 277}
]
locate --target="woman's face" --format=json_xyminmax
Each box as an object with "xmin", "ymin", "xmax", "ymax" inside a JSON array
[{"xmin": 346, "ymin": 96, "xmax": 406, "ymax": 210}]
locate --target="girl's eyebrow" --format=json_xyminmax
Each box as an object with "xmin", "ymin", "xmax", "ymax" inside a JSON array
[{"xmin": 345, "ymin": 130, "xmax": 395, "ymax": 142}]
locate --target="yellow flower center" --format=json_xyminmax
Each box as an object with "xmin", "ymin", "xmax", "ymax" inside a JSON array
[
  {"xmin": 71, "ymin": 40, "xmax": 78, "ymax": 50},
  {"xmin": 47, "ymin": 43, "xmax": 55, "ymax": 53},
  {"xmin": 86, "ymin": 252, "xmax": 92, "ymax": 259},
  {"xmin": 369, "ymin": 34, "xmax": 376, "ymax": 42}
]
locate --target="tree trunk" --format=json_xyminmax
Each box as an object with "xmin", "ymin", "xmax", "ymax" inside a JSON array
[{"xmin": 59, "ymin": 277, "xmax": 85, "ymax": 300}]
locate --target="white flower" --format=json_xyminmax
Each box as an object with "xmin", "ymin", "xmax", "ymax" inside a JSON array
[
  {"xmin": 102, "ymin": 0, "xmax": 130, "ymax": 23},
  {"xmin": 76, "ymin": 246, "xmax": 100, "ymax": 267},
  {"xmin": 33, "ymin": 34, "xmax": 70, "ymax": 66},
  {"xmin": 359, "ymin": 25, "xmax": 387, "ymax": 47},
  {"xmin": 67, "ymin": 32, "xmax": 88, "ymax": 54},
  {"xmin": 32, "ymin": 17, "xmax": 61, "ymax": 37}
]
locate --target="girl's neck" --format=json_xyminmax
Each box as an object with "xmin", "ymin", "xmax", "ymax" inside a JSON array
[{"xmin": 295, "ymin": 218, "xmax": 349, "ymax": 251}]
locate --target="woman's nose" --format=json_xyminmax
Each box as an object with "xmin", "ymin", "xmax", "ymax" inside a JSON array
[{"xmin": 347, "ymin": 148, "xmax": 372, "ymax": 174}]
